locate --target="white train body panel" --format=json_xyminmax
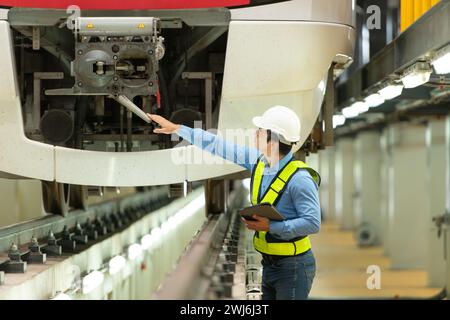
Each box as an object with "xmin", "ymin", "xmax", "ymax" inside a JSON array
[{"xmin": 0, "ymin": 0, "xmax": 355, "ymax": 186}]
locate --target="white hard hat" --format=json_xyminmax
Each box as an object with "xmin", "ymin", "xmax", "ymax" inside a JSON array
[{"xmin": 252, "ymin": 105, "xmax": 301, "ymax": 143}]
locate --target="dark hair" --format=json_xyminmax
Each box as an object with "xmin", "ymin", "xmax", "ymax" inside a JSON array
[{"xmin": 266, "ymin": 130, "xmax": 293, "ymax": 156}]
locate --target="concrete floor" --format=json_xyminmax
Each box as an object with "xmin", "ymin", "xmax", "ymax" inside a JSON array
[{"xmin": 309, "ymin": 221, "xmax": 443, "ymax": 299}]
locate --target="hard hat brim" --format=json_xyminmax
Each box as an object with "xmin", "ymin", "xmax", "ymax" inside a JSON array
[
  {"xmin": 252, "ymin": 116, "xmax": 300, "ymax": 143},
  {"xmin": 252, "ymin": 116, "xmax": 268, "ymax": 130}
]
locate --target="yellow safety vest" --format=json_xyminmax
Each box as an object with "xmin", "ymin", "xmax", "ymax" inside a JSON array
[{"xmin": 251, "ymin": 156, "xmax": 321, "ymax": 256}]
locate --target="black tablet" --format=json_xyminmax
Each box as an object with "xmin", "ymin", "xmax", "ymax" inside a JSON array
[{"xmin": 238, "ymin": 203, "xmax": 285, "ymax": 221}]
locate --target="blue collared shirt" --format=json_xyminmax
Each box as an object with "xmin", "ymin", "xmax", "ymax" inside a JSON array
[{"xmin": 176, "ymin": 125, "xmax": 321, "ymax": 240}]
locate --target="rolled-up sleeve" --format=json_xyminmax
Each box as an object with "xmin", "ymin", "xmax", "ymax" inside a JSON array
[
  {"xmin": 176, "ymin": 125, "xmax": 260, "ymax": 171},
  {"xmin": 269, "ymin": 171, "xmax": 321, "ymax": 240}
]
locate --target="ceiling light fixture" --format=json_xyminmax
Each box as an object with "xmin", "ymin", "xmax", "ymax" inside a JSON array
[
  {"xmin": 431, "ymin": 46, "xmax": 450, "ymax": 75},
  {"xmin": 364, "ymin": 93, "xmax": 385, "ymax": 108},
  {"xmin": 377, "ymin": 83, "xmax": 404, "ymax": 100},
  {"xmin": 400, "ymin": 62, "xmax": 432, "ymax": 88}
]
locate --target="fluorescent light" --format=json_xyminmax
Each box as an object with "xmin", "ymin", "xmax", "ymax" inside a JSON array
[
  {"xmin": 51, "ymin": 292, "xmax": 72, "ymax": 300},
  {"xmin": 401, "ymin": 73, "xmax": 430, "ymax": 88},
  {"xmin": 401, "ymin": 70, "xmax": 431, "ymax": 88},
  {"xmin": 332, "ymin": 115, "xmax": 346, "ymax": 128},
  {"xmin": 175, "ymin": 194, "xmax": 204, "ymax": 222},
  {"xmin": 364, "ymin": 93, "xmax": 385, "ymax": 108},
  {"xmin": 342, "ymin": 101, "xmax": 368, "ymax": 119},
  {"xmin": 123, "ymin": 263, "xmax": 132, "ymax": 278},
  {"xmin": 151, "ymin": 227, "xmax": 162, "ymax": 238},
  {"xmin": 127, "ymin": 244, "xmax": 143, "ymax": 261},
  {"xmin": 431, "ymin": 50, "xmax": 450, "ymax": 74},
  {"xmin": 158, "ymin": 194, "xmax": 205, "ymax": 236},
  {"xmin": 161, "ymin": 221, "xmax": 170, "ymax": 235},
  {"xmin": 82, "ymin": 270, "xmax": 104, "ymax": 294},
  {"xmin": 168, "ymin": 215, "xmax": 179, "ymax": 229},
  {"xmin": 141, "ymin": 234, "xmax": 155, "ymax": 251},
  {"xmin": 342, "ymin": 106, "xmax": 358, "ymax": 118},
  {"xmin": 352, "ymin": 101, "xmax": 369, "ymax": 114},
  {"xmin": 400, "ymin": 62, "xmax": 432, "ymax": 88},
  {"xmin": 109, "ymin": 255, "xmax": 126, "ymax": 275},
  {"xmin": 150, "ymin": 227, "xmax": 162, "ymax": 247},
  {"xmin": 378, "ymin": 84, "xmax": 403, "ymax": 100}
]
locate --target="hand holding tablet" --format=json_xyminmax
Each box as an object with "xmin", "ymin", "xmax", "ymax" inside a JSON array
[{"xmin": 238, "ymin": 203, "xmax": 285, "ymax": 221}]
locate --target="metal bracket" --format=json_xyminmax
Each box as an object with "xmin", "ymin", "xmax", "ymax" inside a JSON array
[
  {"xmin": 32, "ymin": 26, "xmax": 40, "ymax": 50},
  {"xmin": 432, "ymin": 211, "xmax": 450, "ymax": 260},
  {"xmin": 432, "ymin": 212, "xmax": 449, "ymax": 238},
  {"xmin": 94, "ymin": 216, "xmax": 108, "ymax": 236},
  {"xmin": 33, "ymin": 72, "xmax": 64, "ymax": 133},
  {"xmin": 181, "ymin": 72, "xmax": 213, "ymax": 130},
  {"xmin": 109, "ymin": 213, "xmax": 123, "ymax": 230},
  {"xmin": 72, "ymin": 223, "xmax": 88, "ymax": 245},
  {"xmin": 323, "ymin": 64, "xmax": 335, "ymax": 147},
  {"xmin": 25, "ymin": 236, "xmax": 46, "ymax": 264},
  {"xmin": 101, "ymin": 215, "xmax": 116, "ymax": 234},
  {"xmin": 60, "ymin": 226, "xmax": 77, "ymax": 252},
  {"xmin": 84, "ymin": 219, "xmax": 99, "ymax": 241},
  {"xmin": 3, "ymin": 243, "xmax": 27, "ymax": 273},
  {"xmin": 41, "ymin": 231, "xmax": 62, "ymax": 256}
]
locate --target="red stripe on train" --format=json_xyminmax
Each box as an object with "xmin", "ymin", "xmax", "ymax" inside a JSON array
[{"xmin": 0, "ymin": 0, "xmax": 250, "ymax": 10}]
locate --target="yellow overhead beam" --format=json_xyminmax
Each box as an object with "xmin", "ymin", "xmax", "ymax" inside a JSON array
[{"xmin": 401, "ymin": 0, "xmax": 440, "ymax": 32}]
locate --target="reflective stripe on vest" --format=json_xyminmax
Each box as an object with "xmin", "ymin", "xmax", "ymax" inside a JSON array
[{"xmin": 250, "ymin": 156, "xmax": 320, "ymax": 256}]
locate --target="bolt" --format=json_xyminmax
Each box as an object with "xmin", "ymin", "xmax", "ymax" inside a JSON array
[
  {"xmin": 113, "ymin": 76, "xmax": 119, "ymax": 81},
  {"xmin": 48, "ymin": 230, "xmax": 56, "ymax": 244},
  {"xmin": 148, "ymin": 81, "xmax": 153, "ymax": 87},
  {"xmin": 62, "ymin": 225, "xmax": 71, "ymax": 239},
  {"xmin": 9, "ymin": 243, "xmax": 18, "ymax": 252},
  {"xmin": 28, "ymin": 235, "xmax": 46, "ymax": 263},
  {"xmin": 111, "ymin": 45, "xmax": 120, "ymax": 53},
  {"xmin": 148, "ymin": 49, "xmax": 153, "ymax": 55},
  {"xmin": 84, "ymin": 218, "xmax": 92, "ymax": 229},
  {"xmin": 77, "ymin": 81, "xmax": 83, "ymax": 87},
  {"xmin": 113, "ymin": 55, "xmax": 118, "ymax": 60},
  {"xmin": 110, "ymin": 213, "xmax": 122, "ymax": 228},
  {"xmin": 84, "ymin": 218, "xmax": 98, "ymax": 240},
  {"xmin": 75, "ymin": 222, "xmax": 84, "ymax": 235},
  {"xmin": 8, "ymin": 243, "xmax": 21, "ymax": 261},
  {"xmin": 73, "ymin": 222, "xmax": 88, "ymax": 244},
  {"xmin": 29, "ymin": 236, "xmax": 40, "ymax": 252},
  {"xmin": 77, "ymin": 49, "xmax": 83, "ymax": 55}
]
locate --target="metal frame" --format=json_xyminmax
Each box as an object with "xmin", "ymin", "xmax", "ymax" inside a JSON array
[
  {"xmin": 154, "ymin": 186, "xmax": 245, "ymax": 299},
  {"xmin": 33, "ymin": 72, "xmax": 64, "ymax": 132},
  {"xmin": 181, "ymin": 72, "xmax": 213, "ymax": 130},
  {"xmin": 0, "ymin": 186, "xmax": 169, "ymax": 255},
  {"xmin": 169, "ymin": 27, "xmax": 228, "ymax": 101},
  {"xmin": 337, "ymin": 0, "xmax": 450, "ymax": 108},
  {"xmin": 154, "ymin": 212, "xmax": 229, "ymax": 299},
  {"xmin": 8, "ymin": 8, "xmax": 231, "ymax": 27},
  {"xmin": 323, "ymin": 64, "xmax": 335, "ymax": 146}
]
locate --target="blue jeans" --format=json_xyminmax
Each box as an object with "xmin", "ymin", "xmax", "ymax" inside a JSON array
[{"xmin": 261, "ymin": 250, "xmax": 316, "ymax": 300}]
